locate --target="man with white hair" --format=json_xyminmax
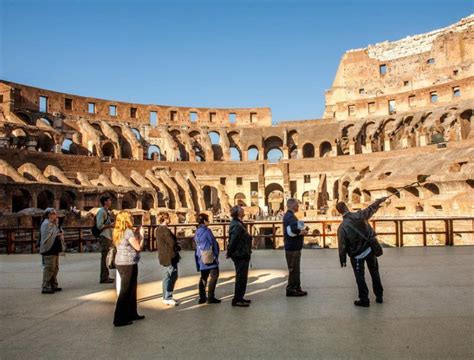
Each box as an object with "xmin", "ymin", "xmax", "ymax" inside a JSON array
[{"xmin": 283, "ymin": 198, "xmax": 308, "ymax": 297}]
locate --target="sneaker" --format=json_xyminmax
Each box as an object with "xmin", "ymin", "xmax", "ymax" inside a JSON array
[
  {"xmin": 354, "ymin": 300, "xmax": 370, "ymax": 307},
  {"xmin": 163, "ymin": 298, "xmax": 179, "ymax": 306},
  {"xmin": 42, "ymin": 288, "xmax": 54, "ymax": 294},
  {"xmin": 207, "ymin": 298, "xmax": 221, "ymax": 304},
  {"xmin": 376, "ymin": 297, "xmax": 383, "ymax": 304}
]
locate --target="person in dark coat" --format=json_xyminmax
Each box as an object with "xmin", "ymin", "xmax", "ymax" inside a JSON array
[
  {"xmin": 194, "ymin": 213, "xmax": 221, "ymax": 304},
  {"xmin": 155, "ymin": 212, "xmax": 181, "ymax": 306},
  {"xmin": 227, "ymin": 205, "xmax": 252, "ymax": 307},
  {"xmin": 283, "ymin": 198, "xmax": 308, "ymax": 297},
  {"xmin": 336, "ymin": 197, "xmax": 388, "ymax": 307}
]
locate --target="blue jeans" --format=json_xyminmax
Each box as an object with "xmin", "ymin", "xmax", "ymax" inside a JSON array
[{"xmin": 162, "ymin": 264, "xmax": 178, "ymax": 300}]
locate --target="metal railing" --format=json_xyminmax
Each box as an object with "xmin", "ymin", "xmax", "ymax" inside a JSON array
[{"xmin": 1, "ymin": 217, "xmax": 473, "ymax": 254}]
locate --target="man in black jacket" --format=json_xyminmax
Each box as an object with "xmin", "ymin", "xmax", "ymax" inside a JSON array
[
  {"xmin": 227, "ymin": 205, "xmax": 253, "ymax": 307},
  {"xmin": 283, "ymin": 198, "xmax": 309, "ymax": 297},
  {"xmin": 336, "ymin": 197, "xmax": 387, "ymax": 307}
]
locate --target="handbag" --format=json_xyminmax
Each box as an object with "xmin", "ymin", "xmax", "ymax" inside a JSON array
[
  {"xmin": 106, "ymin": 246, "xmax": 117, "ymax": 269},
  {"xmin": 346, "ymin": 223, "xmax": 383, "ymax": 257},
  {"xmin": 200, "ymin": 248, "xmax": 215, "ymax": 265}
]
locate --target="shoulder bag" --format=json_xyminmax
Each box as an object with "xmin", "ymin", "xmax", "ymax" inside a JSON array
[{"xmin": 346, "ymin": 223, "xmax": 383, "ymax": 257}]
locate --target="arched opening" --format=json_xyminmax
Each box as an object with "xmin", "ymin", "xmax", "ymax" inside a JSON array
[
  {"xmin": 234, "ymin": 193, "xmax": 247, "ymax": 206},
  {"xmin": 404, "ymin": 186, "xmax": 420, "ymax": 198},
  {"xmin": 265, "ymin": 183, "xmax": 284, "ymax": 213},
  {"xmin": 142, "ymin": 193, "xmax": 154, "ymax": 210},
  {"xmin": 424, "ymin": 183, "xmax": 440, "ymax": 195},
  {"xmin": 170, "ymin": 130, "xmax": 189, "ymax": 161},
  {"xmin": 11, "ymin": 189, "xmax": 32, "ymax": 212},
  {"xmin": 302, "ymin": 191, "xmax": 311, "ymax": 209},
  {"xmin": 131, "ymin": 128, "xmax": 141, "ymax": 140},
  {"xmin": 147, "ymin": 145, "xmax": 161, "ymax": 160},
  {"xmin": 15, "ymin": 111, "xmax": 33, "ymax": 125},
  {"xmin": 341, "ymin": 181, "xmax": 350, "ymax": 202},
  {"xmin": 264, "ymin": 136, "xmax": 284, "ymax": 161},
  {"xmin": 203, "ymin": 185, "xmax": 219, "ymax": 211},
  {"xmin": 319, "ymin": 141, "xmax": 332, "ymax": 157},
  {"xmin": 209, "ymin": 131, "xmax": 223, "ymax": 161},
  {"xmin": 247, "ymin": 146, "xmax": 259, "ymax": 161},
  {"xmin": 37, "ymin": 190, "xmax": 54, "ymax": 209},
  {"xmin": 459, "ymin": 109, "xmax": 472, "ymax": 140},
  {"xmin": 230, "ymin": 146, "xmax": 241, "ymax": 161},
  {"xmin": 121, "ymin": 140, "xmax": 132, "ymax": 159},
  {"xmin": 333, "ymin": 180, "xmax": 340, "ymax": 201},
  {"xmin": 351, "ymin": 188, "xmax": 361, "ymax": 203},
  {"xmin": 61, "ymin": 139, "xmax": 73, "ymax": 154},
  {"xmin": 60, "ymin": 191, "xmax": 76, "ymax": 210},
  {"xmin": 122, "ymin": 192, "xmax": 137, "ymax": 209},
  {"xmin": 302, "ymin": 143, "xmax": 315, "ymax": 158},
  {"xmin": 362, "ymin": 189, "xmax": 371, "ymax": 202},
  {"xmin": 38, "ymin": 117, "xmax": 53, "ymax": 127},
  {"xmin": 387, "ymin": 187, "xmax": 401, "ymax": 198},
  {"xmin": 37, "ymin": 133, "xmax": 54, "ymax": 152},
  {"xmin": 266, "ymin": 148, "xmax": 283, "ymax": 163},
  {"xmin": 102, "ymin": 142, "xmax": 115, "ymax": 158}
]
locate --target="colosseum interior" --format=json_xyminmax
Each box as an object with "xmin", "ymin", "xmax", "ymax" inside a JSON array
[{"xmin": 0, "ymin": 15, "xmax": 473, "ymax": 250}]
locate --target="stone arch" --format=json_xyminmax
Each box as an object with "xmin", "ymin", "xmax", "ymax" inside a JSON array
[
  {"xmin": 459, "ymin": 109, "xmax": 472, "ymax": 139},
  {"xmin": 60, "ymin": 190, "xmax": 76, "ymax": 210},
  {"xmin": 351, "ymin": 188, "xmax": 361, "ymax": 203},
  {"xmin": 37, "ymin": 190, "xmax": 55, "ymax": 209},
  {"xmin": 102, "ymin": 142, "xmax": 115, "ymax": 158},
  {"xmin": 15, "ymin": 111, "xmax": 33, "ymax": 125},
  {"xmin": 234, "ymin": 192, "xmax": 247, "ymax": 206},
  {"xmin": 302, "ymin": 191, "xmax": 311, "ymax": 209},
  {"xmin": 170, "ymin": 129, "xmax": 189, "ymax": 161},
  {"xmin": 61, "ymin": 139, "xmax": 73, "ymax": 154},
  {"xmin": 333, "ymin": 180, "xmax": 340, "ymax": 201},
  {"xmin": 142, "ymin": 193, "xmax": 155, "ymax": 210},
  {"xmin": 362, "ymin": 189, "xmax": 371, "ymax": 202},
  {"xmin": 121, "ymin": 140, "xmax": 133, "ymax": 159},
  {"xmin": 265, "ymin": 183, "xmax": 284, "ymax": 213},
  {"xmin": 341, "ymin": 180, "xmax": 350, "ymax": 202},
  {"xmin": 11, "ymin": 188, "xmax": 32, "ymax": 212},
  {"xmin": 387, "ymin": 187, "xmax": 401, "ymax": 198},
  {"xmin": 404, "ymin": 186, "xmax": 420, "ymax": 198},
  {"xmin": 189, "ymin": 131, "xmax": 205, "ymax": 161},
  {"xmin": 319, "ymin": 141, "xmax": 332, "ymax": 157},
  {"xmin": 203, "ymin": 185, "xmax": 219, "ymax": 211},
  {"xmin": 264, "ymin": 136, "xmax": 284, "ymax": 160},
  {"xmin": 131, "ymin": 128, "xmax": 141, "ymax": 140},
  {"xmin": 302, "ymin": 143, "xmax": 315, "ymax": 158},
  {"xmin": 208, "ymin": 131, "xmax": 223, "ymax": 161},
  {"xmin": 147, "ymin": 145, "xmax": 161, "ymax": 160},
  {"xmin": 37, "ymin": 132, "xmax": 54, "ymax": 152},
  {"xmin": 247, "ymin": 145, "xmax": 259, "ymax": 161},
  {"xmin": 230, "ymin": 146, "xmax": 242, "ymax": 161},
  {"xmin": 424, "ymin": 183, "xmax": 440, "ymax": 195},
  {"xmin": 122, "ymin": 192, "xmax": 137, "ymax": 209}
]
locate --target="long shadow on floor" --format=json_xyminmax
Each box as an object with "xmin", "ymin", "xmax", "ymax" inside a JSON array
[{"xmin": 137, "ymin": 272, "xmax": 285, "ymax": 308}]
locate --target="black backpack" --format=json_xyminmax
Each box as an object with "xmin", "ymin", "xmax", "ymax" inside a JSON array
[{"xmin": 92, "ymin": 209, "xmax": 108, "ymax": 238}]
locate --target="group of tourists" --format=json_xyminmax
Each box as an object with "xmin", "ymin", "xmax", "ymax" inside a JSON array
[{"xmin": 39, "ymin": 194, "xmax": 388, "ymax": 327}]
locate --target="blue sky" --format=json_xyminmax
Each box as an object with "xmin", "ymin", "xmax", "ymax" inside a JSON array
[{"xmin": 0, "ymin": 0, "xmax": 472, "ymax": 122}]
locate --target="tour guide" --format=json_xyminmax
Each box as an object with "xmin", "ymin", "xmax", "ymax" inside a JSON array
[
  {"xmin": 283, "ymin": 198, "xmax": 309, "ymax": 297},
  {"xmin": 336, "ymin": 197, "xmax": 388, "ymax": 307}
]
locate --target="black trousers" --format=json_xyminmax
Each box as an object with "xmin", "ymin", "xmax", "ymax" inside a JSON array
[
  {"xmin": 350, "ymin": 252, "xmax": 384, "ymax": 302},
  {"xmin": 285, "ymin": 250, "xmax": 301, "ymax": 292},
  {"xmin": 114, "ymin": 264, "xmax": 139, "ymax": 325},
  {"xmin": 232, "ymin": 259, "xmax": 250, "ymax": 302},
  {"xmin": 100, "ymin": 236, "xmax": 112, "ymax": 282},
  {"xmin": 199, "ymin": 268, "xmax": 219, "ymax": 300}
]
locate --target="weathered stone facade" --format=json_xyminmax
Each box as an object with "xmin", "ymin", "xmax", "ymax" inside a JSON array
[{"xmin": 0, "ymin": 16, "xmax": 473, "ymax": 227}]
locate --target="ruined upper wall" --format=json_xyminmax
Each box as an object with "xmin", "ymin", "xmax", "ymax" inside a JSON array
[
  {"xmin": 324, "ymin": 15, "xmax": 474, "ymax": 121},
  {"xmin": 0, "ymin": 81, "xmax": 272, "ymax": 127}
]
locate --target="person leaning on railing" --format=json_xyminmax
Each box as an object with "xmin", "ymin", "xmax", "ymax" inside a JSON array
[{"xmin": 40, "ymin": 208, "xmax": 66, "ymax": 294}]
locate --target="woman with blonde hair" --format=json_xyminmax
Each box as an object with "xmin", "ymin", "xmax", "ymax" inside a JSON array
[{"xmin": 112, "ymin": 211, "xmax": 145, "ymax": 327}]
